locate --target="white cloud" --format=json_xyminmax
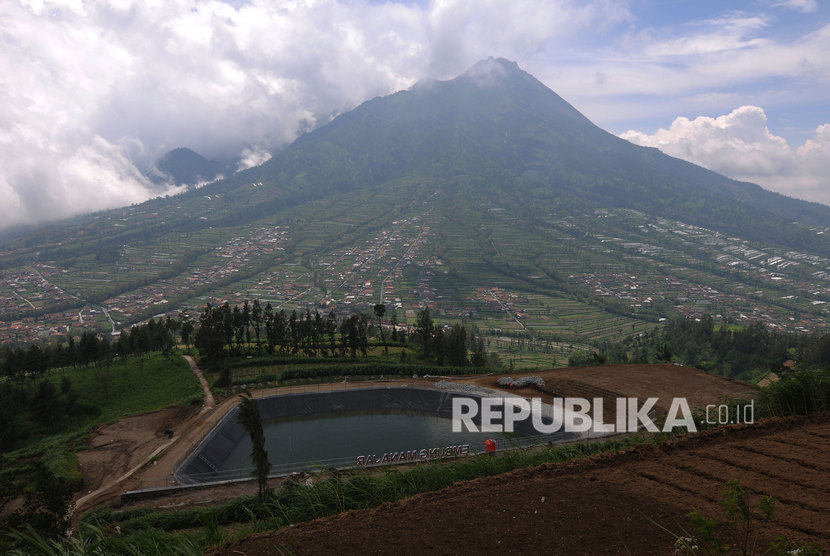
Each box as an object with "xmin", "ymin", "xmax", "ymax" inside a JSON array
[
  {"xmin": 1, "ymin": 0, "xmax": 828, "ymax": 228},
  {"xmin": 772, "ymin": 0, "xmax": 819, "ymax": 13},
  {"xmin": 0, "ymin": 129, "xmax": 183, "ymax": 227},
  {"xmin": 641, "ymin": 15, "xmax": 771, "ymax": 58},
  {"xmin": 237, "ymin": 147, "xmax": 272, "ymax": 173},
  {"xmin": 567, "ymin": 15, "xmax": 830, "ymax": 101},
  {"xmin": 0, "ymin": 0, "xmax": 631, "ymax": 229},
  {"xmin": 620, "ymin": 106, "xmax": 830, "ymax": 205},
  {"xmin": 553, "ymin": 13, "xmax": 830, "ymax": 141}
]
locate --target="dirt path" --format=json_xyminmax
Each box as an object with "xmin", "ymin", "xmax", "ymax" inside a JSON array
[
  {"xmin": 211, "ymin": 412, "xmax": 830, "ymax": 555},
  {"xmin": 184, "ymin": 355, "xmax": 215, "ymax": 412}
]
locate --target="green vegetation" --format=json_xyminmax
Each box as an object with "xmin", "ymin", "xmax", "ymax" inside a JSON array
[
  {"xmin": 1, "ymin": 317, "xmax": 184, "ymax": 385},
  {"xmin": 0, "ymin": 352, "xmax": 201, "ymax": 548},
  {"xmin": 5, "ymin": 57, "xmax": 830, "ymax": 367},
  {"xmin": 687, "ymin": 366, "xmax": 830, "ymax": 432},
  {"xmin": 59, "ymin": 353, "xmax": 200, "ymax": 422},
  {"xmin": 195, "ymin": 303, "xmax": 494, "ymax": 378},
  {"xmin": 661, "ymin": 479, "xmax": 823, "ymax": 555},
  {"xmin": 4, "ymin": 522, "xmax": 202, "ymax": 556},
  {"xmin": 757, "ymin": 368, "xmax": 830, "ymax": 417},
  {"xmin": 1, "ymin": 351, "xmax": 199, "ymax": 452},
  {"xmin": 582, "ymin": 314, "xmax": 830, "ymax": 381},
  {"xmin": 237, "ymin": 392, "xmax": 270, "ymax": 501}
]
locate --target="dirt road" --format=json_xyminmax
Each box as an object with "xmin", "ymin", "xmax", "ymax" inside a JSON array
[
  {"xmin": 184, "ymin": 355, "xmax": 215, "ymax": 412},
  {"xmin": 73, "ymin": 355, "xmax": 217, "ymax": 514}
]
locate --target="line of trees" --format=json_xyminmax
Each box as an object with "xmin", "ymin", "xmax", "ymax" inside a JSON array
[
  {"xmin": 0, "ymin": 316, "xmax": 189, "ymax": 381},
  {"xmin": 582, "ymin": 314, "xmax": 830, "ymax": 380},
  {"xmin": 193, "ymin": 302, "xmax": 490, "ymax": 371},
  {"xmin": 1, "ymin": 303, "xmax": 493, "ymax": 382},
  {"xmin": 193, "ymin": 301, "xmax": 374, "ymax": 365},
  {"xmin": 409, "ymin": 308, "xmax": 487, "ymax": 367},
  {"xmin": 0, "ymin": 375, "xmax": 94, "ymax": 451}
]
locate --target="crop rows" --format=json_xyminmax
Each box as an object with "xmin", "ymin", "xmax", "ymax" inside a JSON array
[{"xmin": 610, "ymin": 421, "xmax": 830, "ymax": 547}]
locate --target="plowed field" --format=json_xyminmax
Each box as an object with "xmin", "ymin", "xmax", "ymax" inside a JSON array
[{"xmin": 212, "ymin": 413, "xmax": 830, "ymax": 555}]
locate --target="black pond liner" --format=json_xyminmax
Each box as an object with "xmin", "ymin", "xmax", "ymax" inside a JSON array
[{"xmin": 174, "ymin": 386, "xmax": 574, "ymax": 485}]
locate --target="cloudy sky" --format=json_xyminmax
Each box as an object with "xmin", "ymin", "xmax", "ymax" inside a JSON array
[{"xmin": 1, "ymin": 0, "xmax": 828, "ymax": 229}]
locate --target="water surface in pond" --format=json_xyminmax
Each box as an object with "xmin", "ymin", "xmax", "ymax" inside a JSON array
[{"xmin": 222, "ymin": 409, "xmax": 510, "ymax": 473}]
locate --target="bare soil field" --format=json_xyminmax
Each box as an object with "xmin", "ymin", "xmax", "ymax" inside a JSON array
[
  {"xmin": 211, "ymin": 412, "xmax": 830, "ymax": 555},
  {"xmin": 469, "ymin": 363, "xmax": 758, "ymax": 418},
  {"xmin": 77, "ymin": 405, "xmax": 196, "ymax": 494}
]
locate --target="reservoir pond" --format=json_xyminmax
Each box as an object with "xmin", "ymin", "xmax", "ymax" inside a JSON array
[{"xmin": 221, "ymin": 410, "xmax": 503, "ymax": 474}]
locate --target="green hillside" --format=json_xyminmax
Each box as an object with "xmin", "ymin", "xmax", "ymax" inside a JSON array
[{"xmin": 2, "ymin": 57, "xmax": 830, "ymax": 358}]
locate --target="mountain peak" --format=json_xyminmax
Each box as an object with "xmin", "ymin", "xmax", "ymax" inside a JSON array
[
  {"xmin": 459, "ymin": 57, "xmax": 523, "ymax": 87},
  {"xmin": 232, "ymin": 57, "xmax": 830, "ymax": 248},
  {"xmin": 157, "ymin": 147, "xmax": 227, "ymax": 187}
]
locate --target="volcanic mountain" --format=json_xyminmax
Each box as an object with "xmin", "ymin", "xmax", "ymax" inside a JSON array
[
  {"xmin": 195, "ymin": 56, "xmax": 830, "ymax": 245},
  {"xmin": 2, "ymin": 57, "xmax": 830, "ymax": 341}
]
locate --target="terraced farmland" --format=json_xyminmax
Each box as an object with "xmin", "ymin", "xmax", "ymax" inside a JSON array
[{"xmin": 5, "ymin": 177, "xmax": 830, "ymax": 355}]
